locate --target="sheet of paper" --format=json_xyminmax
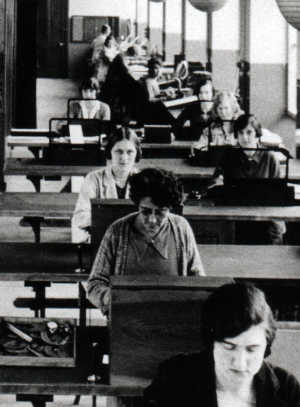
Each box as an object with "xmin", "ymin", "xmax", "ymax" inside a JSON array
[{"xmin": 69, "ymin": 124, "xmax": 85, "ymax": 144}]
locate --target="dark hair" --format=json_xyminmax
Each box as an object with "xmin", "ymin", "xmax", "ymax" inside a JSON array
[
  {"xmin": 148, "ymin": 57, "xmax": 162, "ymax": 71},
  {"xmin": 105, "ymin": 127, "xmax": 142, "ymax": 162},
  {"xmin": 233, "ymin": 114, "xmax": 262, "ymax": 139},
  {"xmin": 193, "ymin": 78, "xmax": 214, "ymax": 97},
  {"xmin": 129, "ymin": 168, "xmax": 184, "ymax": 208},
  {"xmin": 104, "ymin": 34, "xmax": 116, "ymax": 48},
  {"xmin": 80, "ymin": 78, "xmax": 98, "ymax": 93},
  {"xmin": 202, "ymin": 283, "xmax": 276, "ymax": 357},
  {"xmin": 101, "ymin": 24, "xmax": 110, "ymax": 35}
]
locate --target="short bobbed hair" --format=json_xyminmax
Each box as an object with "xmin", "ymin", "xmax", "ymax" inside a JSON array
[
  {"xmin": 202, "ymin": 282, "xmax": 276, "ymax": 358},
  {"xmin": 213, "ymin": 90, "xmax": 243, "ymax": 120},
  {"xmin": 80, "ymin": 78, "xmax": 98, "ymax": 93},
  {"xmin": 101, "ymin": 24, "xmax": 111, "ymax": 35},
  {"xmin": 148, "ymin": 57, "xmax": 162, "ymax": 71},
  {"xmin": 129, "ymin": 168, "xmax": 184, "ymax": 208},
  {"xmin": 193, "ymin": 77, "xmax": 214, "ymax": 97},
  {"xmin": 105, "ymin": 127, "xmax": 142, "ymax": 162},
  {"xmin": 233, "ymin": 113, "xmax": 262, "ymax": 139}
]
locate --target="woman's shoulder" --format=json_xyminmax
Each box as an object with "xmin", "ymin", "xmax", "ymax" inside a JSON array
[
  {"xmin": 85, "ymin": 168, "xmax": 106, "ymax": 181},
  {"xmin": 262, "ymin": 361, "xmax": 300, "ymax": 402},
  {"xmin": 168, "ymin": 213, "xmax": 188, "ymax": 225},
  {"xmin": 168, "ymin": 213, "xmax": 193, "ymax": 233},
  {"xmin": 108, "ymin": 212, "xmax": 138, "ymax": 232}
]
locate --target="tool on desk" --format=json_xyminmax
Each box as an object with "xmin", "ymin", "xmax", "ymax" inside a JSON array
[{"xmin": 6, "ymin": 321, "xmax": 33, "ymax": 343}]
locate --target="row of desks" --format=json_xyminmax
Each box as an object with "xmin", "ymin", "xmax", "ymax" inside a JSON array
[
  {"xmin": 5, "ymin": 157, "xmax": 300, "ymax": 194},
  {"xmin": 0, "ymin": 242, "xmax": 299, "ymax": 282},
  {"xmin": 1, "ymin": 192, "xmax": 300, "ymax": 220},
  {"xmin": 7, "ymin": 135, "xmax": 192, "ymax": 150},
  {"xmin": 5, "ymin": 157, "xmax": 213, "ymax": 178}
]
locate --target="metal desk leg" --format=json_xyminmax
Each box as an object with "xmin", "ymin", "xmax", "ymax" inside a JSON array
[
  {"xmin": 20, "ymin": 216, "xmax": 43, "ymax": 243},
  {"xmin": 25, "ymin": 281, "xmax": 51, "ymax": 318},
  {"xmin": 16, "ymin": 394, "xmax": 53, "ymax": 406},
  {"xmin": 27, "ymin": 175, "xmax": 42, "ymax": 192},
  {"xmin": 79, "ymin": 282, "xmax": 87, "ymax": 328}
]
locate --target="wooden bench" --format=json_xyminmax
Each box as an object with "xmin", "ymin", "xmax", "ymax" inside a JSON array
[
  {"xmin": 0, "ymin": 192, "xmax": 77, "ymax": 242},
  {"xmin": 5, "ymin": 242, "xmax": 300, "ymax": 321}
]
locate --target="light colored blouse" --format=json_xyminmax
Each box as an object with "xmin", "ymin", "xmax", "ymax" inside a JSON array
[
  {"xmin": 71, "ymin": 166, "xmax": 134, "ymax": 243},
  {"xmin": 69, "ymin": 100, "xmax": 111, "ymax": 120}
]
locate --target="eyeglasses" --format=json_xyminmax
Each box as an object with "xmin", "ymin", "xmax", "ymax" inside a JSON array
[{"xmin": 139, "ymin": 206, "xmax": 169, "ymax": 219}]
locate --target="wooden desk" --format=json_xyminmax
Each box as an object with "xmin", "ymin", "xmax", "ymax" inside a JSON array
[
  {"xmin": 0, "ymin": 242, "xmax": 91, "ymax": 282},
  {"xmin": 0, "ymin": 319, "xmax": 297, "ymax": 407},
  {"xmin": 5, "ymin": 158, "xmax": 214, "ymax": 192},
  {"xmin": 7, "ymin": 135, "xmax": 193, "ymax": 159},
  {"xmin": 7, "ymin": 136, "xmax": 192, "ymax": 150},
  {"xmin": 6, "ymin": 156, "xmax": 300, "ymax": 193},
  {"xmin": 110, "ymin": 277, "xmax": 300, "ymax": 388},
  {"xmin": 3, "ymin": 243, "xmax": 300, "ymax": 324},
  {"xmin": 0, "ymin": 325, "xmax": 298, "ymax": 407},
  {"xmin": 0, "ymin": 192, "xmax": 76, "ymax": 242},
  {"xmin": 92, "ymin": 198, "xmax": 300, "ymax": 246},
  {"xmin": 0, "ymin": 242, "xmax": 299, "ymax": 282},
  {"xmin": 0, "ymin": 192, "xmax": 76, "ymax": 217},
  {"xmin": 184, "ymin": 202, "xmax": 300, "ymax": 222}
]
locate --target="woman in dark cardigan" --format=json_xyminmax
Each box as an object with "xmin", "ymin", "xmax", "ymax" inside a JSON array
[{"xmin": 144, "ymin": 283, "xmax": 300, "ymax": 407}]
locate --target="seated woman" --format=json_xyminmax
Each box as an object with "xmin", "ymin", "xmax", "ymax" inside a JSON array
[
  {"xmin": 71, "ymin": 127, "xmax": 141, "ymax": 243},
  {"xmin": 69, "ymin": 78, "xmax": 111, "ymax": 120},
  {"xmin": 142, "ymin": 57, "xmax": 176, "ymax": 102},
  {"xmin": 192, "ymin": 90, "xmax": 243, "ymax": 152},
  {"xmin": 87, "ymin": 167, "xmax": 205, "ymax": 314},
  {"xmin": 90, "ymin": 24, "xmax": 111, "ymax": 65},
  {"xmin": 213, "ymin": 113, "xmax": 286, "ymax": 244},
  {"xmin": 176, "ymin": 77, "xmax": 214, "ymax": 139},
  {"xmin": 144, "ymin": 282, "xmax": 300, "ymax": 407}
]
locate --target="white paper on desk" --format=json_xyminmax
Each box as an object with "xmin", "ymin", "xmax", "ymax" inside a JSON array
[{"xmin": 69, "ymin": 124, "xmax": 85, "ymax": 144}]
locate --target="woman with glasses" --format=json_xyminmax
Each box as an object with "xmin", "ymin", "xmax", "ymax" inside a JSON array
[
  {"xmin": 144, "ymin": 282, "xmax": 300, "ymax": 407},
  {"xmin": 87, "ymin": 167, "xmax": 205, "ymax": 314}
]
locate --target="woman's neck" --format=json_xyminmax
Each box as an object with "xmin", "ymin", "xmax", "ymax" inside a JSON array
[
  {"xmin": 216, "ymin": 374, "xmax": 255, "ymax": 403},
  {"xmin": 111, "ymin": 167, "xmax": 130, "ymax": 187}
]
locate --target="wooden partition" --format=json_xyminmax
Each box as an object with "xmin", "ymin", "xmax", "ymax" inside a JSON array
[
  {"xmin": 91, "ymin": 199, "xmax": 136, "ymax": 249},
  {"xmin": 109, "ymin": 277, "xmax": 300, "ymax": 387},
  {"xmin": 91, "ymin": 198, "xmax": 232, "ymax": 248},
  {"xmin": 109, "ymin": 276, "xmax": 233, "ymax": 386}
]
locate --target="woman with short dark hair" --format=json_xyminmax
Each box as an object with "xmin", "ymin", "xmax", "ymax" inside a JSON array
[
  {"xmin": 144, "ymin": 283, "xmax": 300, "ymax": 407},
  {"xmin": 87, "ymin": 167, "xmax": 205, "ymax": 314},
  {"xmin": 72, "ymin": 126, "xmax": 141, "ymax": 243}
]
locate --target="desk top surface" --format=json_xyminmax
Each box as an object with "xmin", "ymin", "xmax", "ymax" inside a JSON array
[
  {"xmin": 5, "ymin": 157, "xmax": 300, "ymax": 180},
  {"xmin": 1, "ymin": 192, "xmax": 300, "ymax": 220},
  {"xmin": 7, "ymin": 136, "xmax": 193, "ymax": 150},
  {"xmin": 5, "ymin": 158, "xmax": 214, "ymax": 178},
  {"xmin": 183, "ymin": 202, "xmax": 300, "ymax": 221},
  {"xmin": 0, "ymin": 243, "xmax": 299, "ymax": 281},
  {"xmin": 0, "ymin": 192, "xmax": 77, "ymax": 217}
]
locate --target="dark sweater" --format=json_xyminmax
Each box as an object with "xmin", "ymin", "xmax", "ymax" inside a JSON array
[{"xmin": 144, "ymin": 350, "xmax": 300, "ymax": 407}]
